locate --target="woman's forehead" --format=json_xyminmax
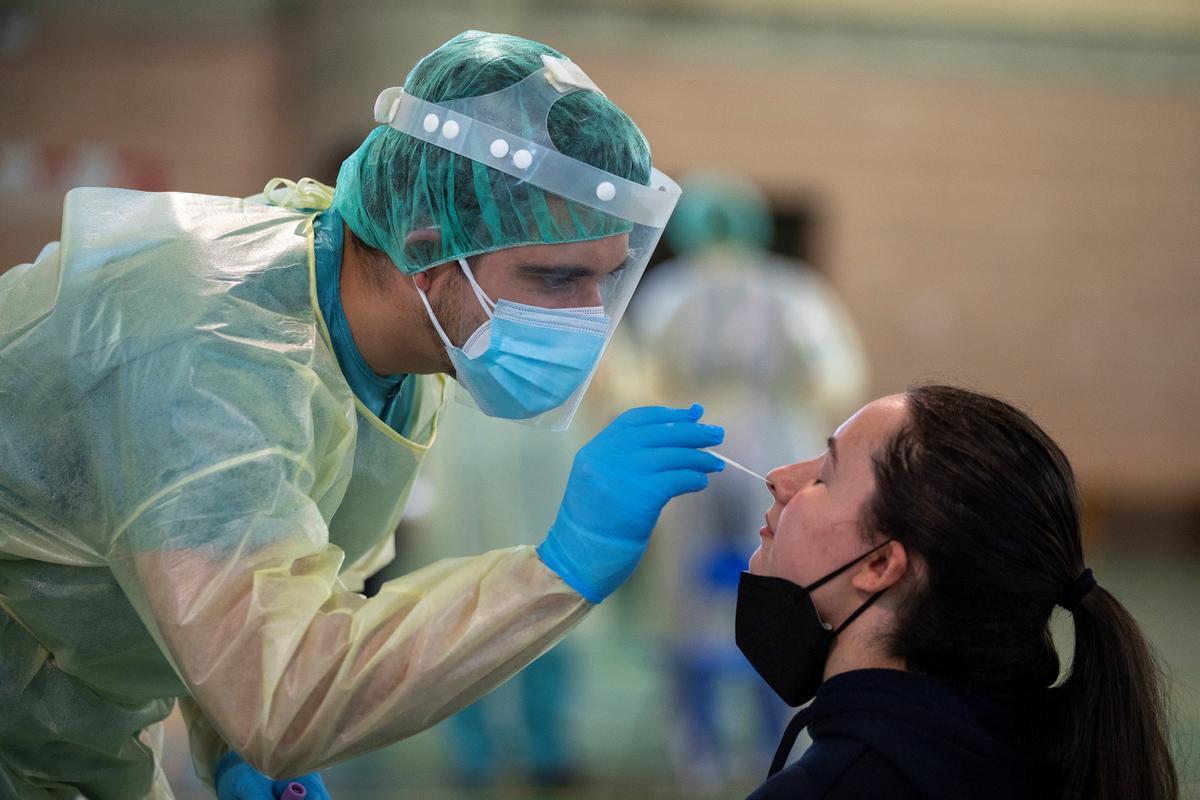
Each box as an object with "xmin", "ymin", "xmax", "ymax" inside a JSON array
[{"xmin": 834, "ymin": 395, "xmax": 909, "ymax": 454}]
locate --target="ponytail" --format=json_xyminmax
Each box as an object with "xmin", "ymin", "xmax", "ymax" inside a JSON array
[
  {"xmin": 1051, "ymin": 587, "xmax": 1178, "ymax": 800},
  {"xmin": 865, "ymin": 385, "xmax": 1179, "ymax": 800}
]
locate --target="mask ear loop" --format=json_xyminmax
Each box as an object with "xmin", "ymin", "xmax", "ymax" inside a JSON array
[
  {"xmin": 803, "ymin": 538, "xmax": 894, "ymax": 634},
  {"xmin": 833, "ymin": 588, "xmax": 887, "ymax": 634},
  {"xmin": 414, "ymin": 258, "xmax": 496, "ymax": 351},
  {"xmin": 413, "ymin": 278, "xmax": 455, "ymax": 350},
  {"xmin": 457, "ymin": 258, "xmax": 495, "ymax": 318},
  {"xmin": 804, "ymin": 539, "xmax": 893, "ymax": 593}
]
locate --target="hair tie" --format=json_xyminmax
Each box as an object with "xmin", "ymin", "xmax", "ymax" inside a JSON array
[{"xmin": 1058, "ymin": 568, "xmax": 1097, "ymax": 612}]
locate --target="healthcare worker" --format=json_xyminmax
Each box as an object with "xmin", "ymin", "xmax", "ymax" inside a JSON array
[{"xmin": 0, "ymin": 31, "xmax": 725, "ymax": 799}]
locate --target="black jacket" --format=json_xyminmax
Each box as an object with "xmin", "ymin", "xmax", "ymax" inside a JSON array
[{"xmin": 747, "ymin": 669, "xmax": 1051, "ymax": 799}]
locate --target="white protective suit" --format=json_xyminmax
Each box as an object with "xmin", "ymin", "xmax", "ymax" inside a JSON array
[{"xmin": 0, "ymin": 188, "xmax": 590, "ymax": 799}]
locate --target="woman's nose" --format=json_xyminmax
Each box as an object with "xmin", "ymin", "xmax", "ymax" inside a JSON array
[{"xmin": 766, "ymin": 463, "xmax": 803, "ymax": 505}]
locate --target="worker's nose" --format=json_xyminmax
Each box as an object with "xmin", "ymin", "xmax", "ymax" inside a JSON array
[{"xmin": 580, "ymin": 282, "xmax": 603, "ymax": 308}]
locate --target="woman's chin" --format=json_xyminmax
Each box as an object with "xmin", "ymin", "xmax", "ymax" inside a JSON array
[{"xmin": 747, "ymin": 546, "xmax": 766, "ymax": 574}]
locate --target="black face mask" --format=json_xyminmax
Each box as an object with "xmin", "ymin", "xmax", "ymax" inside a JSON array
[{"xmin": 735, "ymin": 540, "xmax": 892, "ymax": 707}]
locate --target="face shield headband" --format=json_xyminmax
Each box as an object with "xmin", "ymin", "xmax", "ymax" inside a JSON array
[{"xmin": 373, "ymin": 55, "xmax": 679, "ymax": 230}]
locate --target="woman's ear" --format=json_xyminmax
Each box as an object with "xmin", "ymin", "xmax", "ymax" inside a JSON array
[{"xmin": 851, "ymin": 540, "xmax": 909, "ymax": 594}]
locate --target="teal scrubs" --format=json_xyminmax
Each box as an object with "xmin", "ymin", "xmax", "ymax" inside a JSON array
[{"xmin": 313, "ymin": 209, "xmax": 408, "ymax": 421}]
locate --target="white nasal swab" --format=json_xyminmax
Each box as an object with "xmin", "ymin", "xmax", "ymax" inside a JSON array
[{"xmin": 705, "ymin": 449, "xmax": 768, "ymax": 483}]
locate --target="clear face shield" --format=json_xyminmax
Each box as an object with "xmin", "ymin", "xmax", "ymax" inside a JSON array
[{"xmin": 374, "ymin": 55, "xmax": 680, "ymax": 430}]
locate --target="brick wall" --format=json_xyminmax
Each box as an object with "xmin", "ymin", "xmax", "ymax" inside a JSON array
[{"xmin": 0, "ymin": 20, "xmax": 294, "ymax": 265}]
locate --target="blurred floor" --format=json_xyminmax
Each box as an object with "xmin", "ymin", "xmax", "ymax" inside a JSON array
[{"xmin": 159, "ymin": 546, "xmax": 1200, "ymax": 800}]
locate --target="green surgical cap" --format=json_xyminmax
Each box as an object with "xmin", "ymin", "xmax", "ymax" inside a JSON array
[
  {"xmin": 664, "ymin": 173, "xmax": 774, "ymax": 255},
  {"xmin": 333, "ymin": 30, "xmax": 653, "ymax": 274}
]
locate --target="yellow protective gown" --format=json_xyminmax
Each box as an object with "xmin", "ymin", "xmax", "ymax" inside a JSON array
[{"xmin": 0, "ymin": 187, "xmax": 591, "ymax": 799}]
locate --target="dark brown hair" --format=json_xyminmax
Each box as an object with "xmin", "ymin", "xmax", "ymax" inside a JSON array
[
  {"xmin": 344, "ymin": 225, "xmax": 397, "ymax": 292},
  {"xmin": 862, "ymin": 384, "xmax": 1177, "ymax": 800}
]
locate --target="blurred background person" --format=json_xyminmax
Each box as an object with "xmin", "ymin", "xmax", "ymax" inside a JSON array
[
  {"xmin": 630, "ymin": 173, "xmax": 868, "ymax": 792},
  {"xmin": 400, "ymin": 400, "xmax": 587, "ymax": 790}
]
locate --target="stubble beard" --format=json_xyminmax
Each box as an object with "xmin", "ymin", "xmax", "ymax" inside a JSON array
[{"xmin": 429, "ymin": 266, "xmax": 487, "ymax": 376}]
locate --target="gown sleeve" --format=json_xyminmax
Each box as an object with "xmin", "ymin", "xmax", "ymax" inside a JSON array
[{"xmin": 100, "ymin": 334, "xmax": 590, "ymax": 778}]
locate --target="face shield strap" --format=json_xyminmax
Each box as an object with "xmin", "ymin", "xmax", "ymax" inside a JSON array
[
  {"xmin": 442, "ymin": 57, "xmax": 590, "ymax": 150},
  {"xmin": 373, "ymin": 66, "xmax": 680, "ymax": 228}
]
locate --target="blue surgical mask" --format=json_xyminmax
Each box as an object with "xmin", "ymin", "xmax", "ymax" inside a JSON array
[{"xmin": 415, "ymin": 258, "xmax": 610, "ymax": 419}]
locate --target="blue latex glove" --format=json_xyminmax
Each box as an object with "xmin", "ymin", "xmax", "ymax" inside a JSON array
[
  {"xmin": 538, "ymin": 404, "xmax": 725, "ymax": 603},
  {"xmin": 215, "ymin": 751, "xmax": 332, "ymax": 800}
]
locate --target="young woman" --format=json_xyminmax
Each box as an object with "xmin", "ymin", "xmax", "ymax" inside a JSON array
[{"xmin": 737, "ymin": 384, "xmax": 1177, "ymax": 800}]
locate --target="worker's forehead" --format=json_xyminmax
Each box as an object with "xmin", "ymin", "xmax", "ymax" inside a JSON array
[{"xmin": 479, "ymin": 235, "xmax": 630, "ymax": 274}]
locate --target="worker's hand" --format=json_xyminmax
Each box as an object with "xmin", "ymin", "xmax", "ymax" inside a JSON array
[
  {"xmin": 215, "ymin": 751, "xmax": 332, "ymax": 800},
  {"xmin": 538, "ymin": 404, "xmax": 724, "ymax": 603}
]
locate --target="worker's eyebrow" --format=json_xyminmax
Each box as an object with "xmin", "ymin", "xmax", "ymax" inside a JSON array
[
  {"xmin": 827, "ymin": 436, "xmax": 839, "ymax": 470},
  {"xmin": 516, "ymin": 254, "xmax": 629, "ymax": 280},
  {"xmin": 517, "ymin": 264, "xmax": 599, "ymax": 280}
]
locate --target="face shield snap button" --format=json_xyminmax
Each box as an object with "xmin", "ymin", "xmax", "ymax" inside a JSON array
[
  {"xmin": 596, "ymin": 181, "xmax": 616, "ymax": 201},
  {"xmin": 422, "ymin": 113, "xmax": 439, "ymax": 133},
  {"xmin": 490, "ymin": 139, "xmax": 509, "ymax": 158},
  {"xmin": 512, "ymin": 149, "xmax": 533, "ymax": 169},
  {"xmin": 441, "ymin": 120, "xmax": 460, "ymax": 139}
]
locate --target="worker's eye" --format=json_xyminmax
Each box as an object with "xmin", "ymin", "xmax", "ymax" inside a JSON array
[
  {"xmin": 541, "ymin": 275, "xmax": 577, "ymax": 291},
  {"xmin": 520, "ymin": 270, "xmax": 585, "ymax": 293},
  {"xmin": 603, "ymin": 264, "xmax": 626, "ymax": 281}
]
